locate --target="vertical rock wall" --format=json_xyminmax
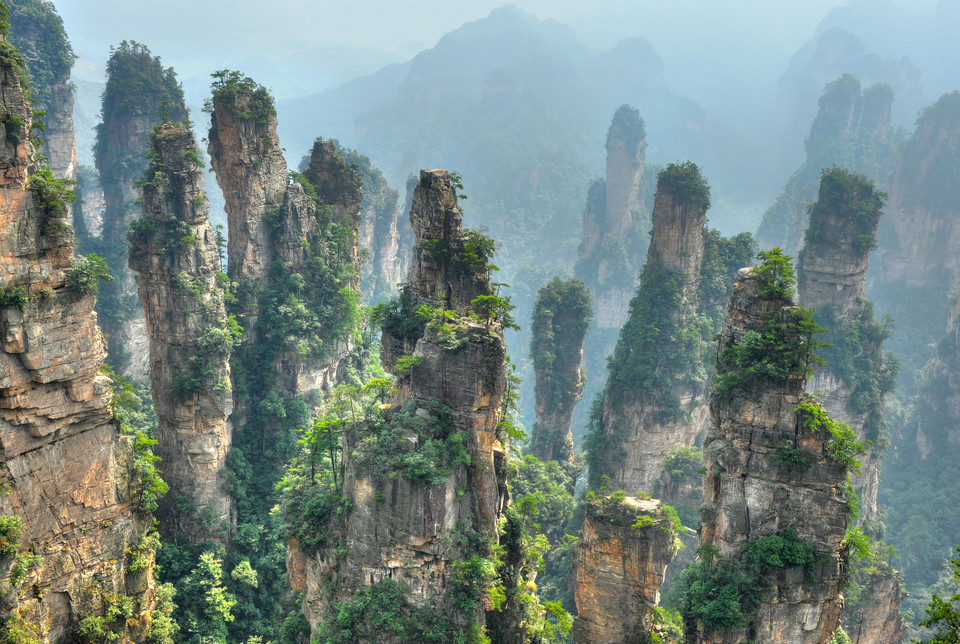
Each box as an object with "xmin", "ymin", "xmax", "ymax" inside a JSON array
[
  {"xmin": 588, "ymin": 163, "xmax": 710, "ymax": 494},
  {"xmin": 0, "ymin": 43, "xmax": 158, "ymax": 643},
  {"xmin": 289, "ymin": 170, "xmax": 509, "ymax": 639},
  {"xmin": 571, "ymin": 497, "xmax": 677, "ymax": 643},
  {"xmin": 693, "ymin": 268, "xmax": 850, "ymax": 644},
  {"xmin": 128, "ymin": 124, "xmax": 233, "ymax": 543}
]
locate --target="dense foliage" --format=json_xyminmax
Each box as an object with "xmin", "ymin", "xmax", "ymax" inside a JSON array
[
  {"xmin": 7, "ymin": 0, "xmax": 75, "ymax": 113},
  {"xmin": 916, "ymin": 546, "xmax": 960, "ymax": 643},
  {"xmin": 657, "ymin": 161, "xmax": 711, "ymax": 212},
  {"xmin": 208, "ymin": 69, "xmax": 276, "ymax": 124},
  {"xmin": 803, "ymin": 167, "xmax": 886, "ymax": 255}
]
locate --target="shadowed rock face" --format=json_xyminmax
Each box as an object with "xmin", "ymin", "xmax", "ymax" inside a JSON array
[
  {"xmin": 591, "ymin": 167, "xmax": 710, "ymax": 495},
  {"xmin": 129, "ymin": 124, "xmax": 233, "ymax": 543},
  {"xmin": 0, "ymin": 47, "xmax": 158, "ymax": 643},
  {"xmin": 692, "ymin": 268, "xmax": 850, "ymax": 644},
  {"xmin": 571, "ymin": 497, "xmax": 677, "ymax": 644},
  {"xmin": 289, "ymin": 170, "xmax": 510, "ymax": 640},
  {"xmin": 800, "ymin": 168, "xmax": 887, "ymax": 520}
]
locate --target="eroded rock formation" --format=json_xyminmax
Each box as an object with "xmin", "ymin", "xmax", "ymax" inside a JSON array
[
  {"xmin": 691, "ymin": 267, "xmax": 851, "ymax": 644},
  {"xmin": 571, "ymin": 496, "xmax": 677, "ymax": 644},
  {"xmin": 758, "ymin": 75, "xmax": 897, "ymax": 255},
  {"xmin": 351, "ymin": 152, "xmax": 405, "ymax": 304},
  {"xmin": 128, "ymin": 123, "xmax": 233, "ymax": 542},
  {"xmin": 0, "ymin": 40, "xmax": 159, "ymax": 642},
  {"xmin": 94, "ymin": 42, "xmax": 188, "ymax": 380},
  {"xmin": 799, "ymin": 168, "xmax": 890, "ymax": 520},
  {"xmin": 529, "ymin": 277, "xmax": 591, "ymax": 465},
  {"xmin": 586, "ymin": 162, "xmax": 711, "ymax": 494},
  {"xmin": 289, "ymin": 170, "xmax": 510, "ymax": 639}
]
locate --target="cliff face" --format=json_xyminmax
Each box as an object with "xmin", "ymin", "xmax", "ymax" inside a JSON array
[
  {"xmin": 289, "ymin": 170, "xmax": 509, "ymax": 639},
  {"xmin": 128, "ymin": 124, "xmax": 233, "ymax": 543},
  {"xmin": 94, "ymin": 43, "xmax": 188, "ymax": 380},
  {"xmin": 576, "ymin": 105, "xmax": 649, "ymax": 332},
  {"xmin": 571, "ymin": 496, "xmax": 677, "ymax": 644},
  {"xmin": 351, "ymin": 152, "xmax": 405, "ymax": 304},
  {"xmin": 529, "ymin": 278, "xmax": 591, "ymax": 465},
  {"xmin": 799, "ymin": 168, "xmax": 889, "ymax": 520},
  {"xmin": 0, "ymin": 45, "xmax": 159, "ymax": 643},
  {"xmin": 587, "ymin": 163, "xmax": 710, "ymax": 494},
  {"xmin": 758, "ymin": 75, "xmax": 897, "ymax": 255},
  {"xmin": 692, "ymin": 268, "xmax": 851, "ymax": 644},
  {"xmin": 870, "ymin": 91, "xmax": 960, "ymax": 393}
]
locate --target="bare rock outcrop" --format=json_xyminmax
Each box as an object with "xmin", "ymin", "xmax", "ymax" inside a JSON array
[
  {"xmin": 0, "ymin": 40, "xmax": 159, "ymax": 642},
  {"xmin": 128, "ymin": 123, "xmax": 233, "ymax": 543},
  {"xmin": 799, "ymin": 167, "xmax": 891, "ymax": 521},
  {"xmin": 289, "ymin": 170, "xmax": 510, "ymax": 639},
  {"xmin": 586, "ymin": 162, "xmax": 711, "ymax": 494},
  {"xmin": 689, "ymin": 267, "xmax": 852, "ymax": 644},
  {"xmin": 571, "ymin": 496, "xmax": 677, "ymax": 644},
  {"xmin": 94, "ymin": 42, "xmax": 188, "ymax": 380},
  {"xmin": 529, "ymin": 278, "xmax": 591, "ymax": 465}
]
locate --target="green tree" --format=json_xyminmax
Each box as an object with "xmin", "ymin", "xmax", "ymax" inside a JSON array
[{"xmin": 916, "ymin": 546, "xmax": 960, "ymax": 643}]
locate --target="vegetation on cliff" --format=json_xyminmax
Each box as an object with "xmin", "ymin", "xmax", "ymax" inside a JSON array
[{"xmin": 6, "ymin": 0, "xmax": 74, "ymax": 114}]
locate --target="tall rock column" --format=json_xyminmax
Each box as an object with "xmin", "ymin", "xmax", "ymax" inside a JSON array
[
  {"xmin": 799, "ymin": 168, "xmax": 891, "ymax": 519},
  {"xmin": 529, "ymin": 278, "xmax": 591, "ymax": 465},
  {"xmin": 571, "ymin": 496, "xmax": 678, "ymax": 643},
  {"xmin": 586, "ymin": 161, "xmax": 711, "ymax": 494},
  {"xmin": 288, "ymin": 170, "xmax": 510, "ymax": 640},
  {"xmin": 94, "ymin": 42, "xmax": 188, "ymax": 380},
  {"xmin": 0, "ymin": 35, "xmax": 161, "ymax": 642},
  {"xmin": 688, "ymin": 264, "xmax": 853, "ymax": 644},
  {"xmin": 128, "ymin": 123, "xmax": 234, "ymax": 542}
]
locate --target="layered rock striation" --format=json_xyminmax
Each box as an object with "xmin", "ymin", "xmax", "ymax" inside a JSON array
[
  {"xmin": 571, "ymin": 496, "xmax": 677, "ymax": 644},
  {"xmin": 128, "ymin": 123, "xmax": 234, "ymax": 542},
  {"xmin": 289, "ymin": 170, "xmax": 510, "ymax": 639},
  {"xmin": 0, "ymin": 38, "xmax": 160, "ymax": 642},
  {"xmin": 799, "ymin": 167, "xmax": 891, "ymax": 520},
  {"xmin": 586, "ymin": 162, "xmax": 711, "ymax": 494},
  {"xmin": 529, "ymin": 277, "xmax": 591, "ymax": 465},
  {"xmin": 94, "ymin": 42, "xmax": 188, "ymax": 380},
  {"xmin": 689, "ymin": 266, "xmax": 853, "ymax": 644}
]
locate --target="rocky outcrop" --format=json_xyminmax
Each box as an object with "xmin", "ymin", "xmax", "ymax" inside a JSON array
[
  {"xmin": 842, "ymin": 563, "xmax": 907, "ymax": 643},
  {"xmin": 0, "ymin": 41, "xmax": 159, "ymax": 642},
  {"xmin": 128, "ymin": 123, "xmax": 233, "ymax": 543},
  {"xmin": 586, "ymin": 162, "xmax": 710, "ymax": 494},
  {"xmin": 352, "ymin": 152, "xmax": 405, "ymax": 304},
  {"xmin": 799, "ymin": 168, "xmax": 890, "ymax": 521},
  {"xmin": 691, "ymin": 267, "xmax": 852, "ymax": 644},
  {"xmin": 208, "ymin": 79, "xmax": 362, "ymax": 425},
  {"xmin": 289, "ymin": 170, "xmax": 510, "ymax": 639},
  {"xmin": 94, "ymin": 42, "xmax": 188, "ymax": 380},
  {"xmin": 571, "ymin": 496, "xmax": 677, "ymax": 644},
  {"xmin": 529, "ymin": 277, "xmax": 591, "ymax": 465},
  {"xmin": 758, "ymin": 75, "xmax": 897, "ymax": 255}
]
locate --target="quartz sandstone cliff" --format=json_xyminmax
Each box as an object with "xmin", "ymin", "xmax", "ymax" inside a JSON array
[
  {"xmin": 692, "ymin": 268, "xmax": 850, "ymax": 644},
  {"xmin": 288, "ymin": 170, "xmax": 510, "ymax": 639},
  {"xmin": 529, "ymin": 278, "xmax": 590, "ymax": 465},
  {"xmin": 0, "ymin": 41, "xmax": 159, "ymax": 642},
  {"xmin": 571, "ymin": 496, "xmax": 677, "ymax": 644},
  {"xmin": 758, "ymin": 75, "xmax": 896, "ymax": 256},
  {"xmin": 588, "ymin": 163, "xmax": 710, "ymax": 494},
  {"xmin": 128, "ymin": 123, "xmax": 234, "ymax": 542},
  {"xmin": 94, "ymin": 43, "xmax": 188, "ymax": 380}
]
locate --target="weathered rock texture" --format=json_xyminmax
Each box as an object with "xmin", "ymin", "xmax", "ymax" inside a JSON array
[
  {"xmin": 841, "ymin": 564, "xmax": 907, "ymax": 643},
  {"xmin": 128, "ymin": 123, "xmax": 233, "ymax": 542},
  {"xmin": 0, "ymin": 43, "xmax": 158, "ymax": 642},
  {"xmin": 587, "ymin": 163, "xmax": 710, "ymax": 494},
  {"xmin": 571, "ymin": 496, "xmax": 677, "ymax": 644},
  {"xmin": 799, "ymin": 169, "xmax": 891, "ymax": 520},
  {"xmin": 8, "ymin": 0, "xmax": 76, "ymax": 187},
  {"xmin": 289, "ymin": 170, "xmax": 510, "ymax": 639},
  {"xmin": 208, "ymin": 87, "xmax": 360, "ymax": 410},
  {"xmin": 529, "ymin": 278, "xmax": 591, "ymax": 465},
  {"xmin": 94, "ymin": 42, "xmax": 188, "ymax": 380},
  {"xmin": 574, "ymin": 106, "xmax": 651, "ymax": 438},
  {"xmin": 758, "ymin": 75, "xmax": 897, "ymax": 256},
  {"xmin": 693, "ymin": 268, "xmax": 851, "ymax": 644},
  {"xmin": 351, "ymin": 152, "xmax": 406, "ymax": 304}
]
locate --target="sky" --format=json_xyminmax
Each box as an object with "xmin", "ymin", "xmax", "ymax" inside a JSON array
[{"xmin": 55, "ymin": 0, "xmax": 938, "ymax": 97}]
